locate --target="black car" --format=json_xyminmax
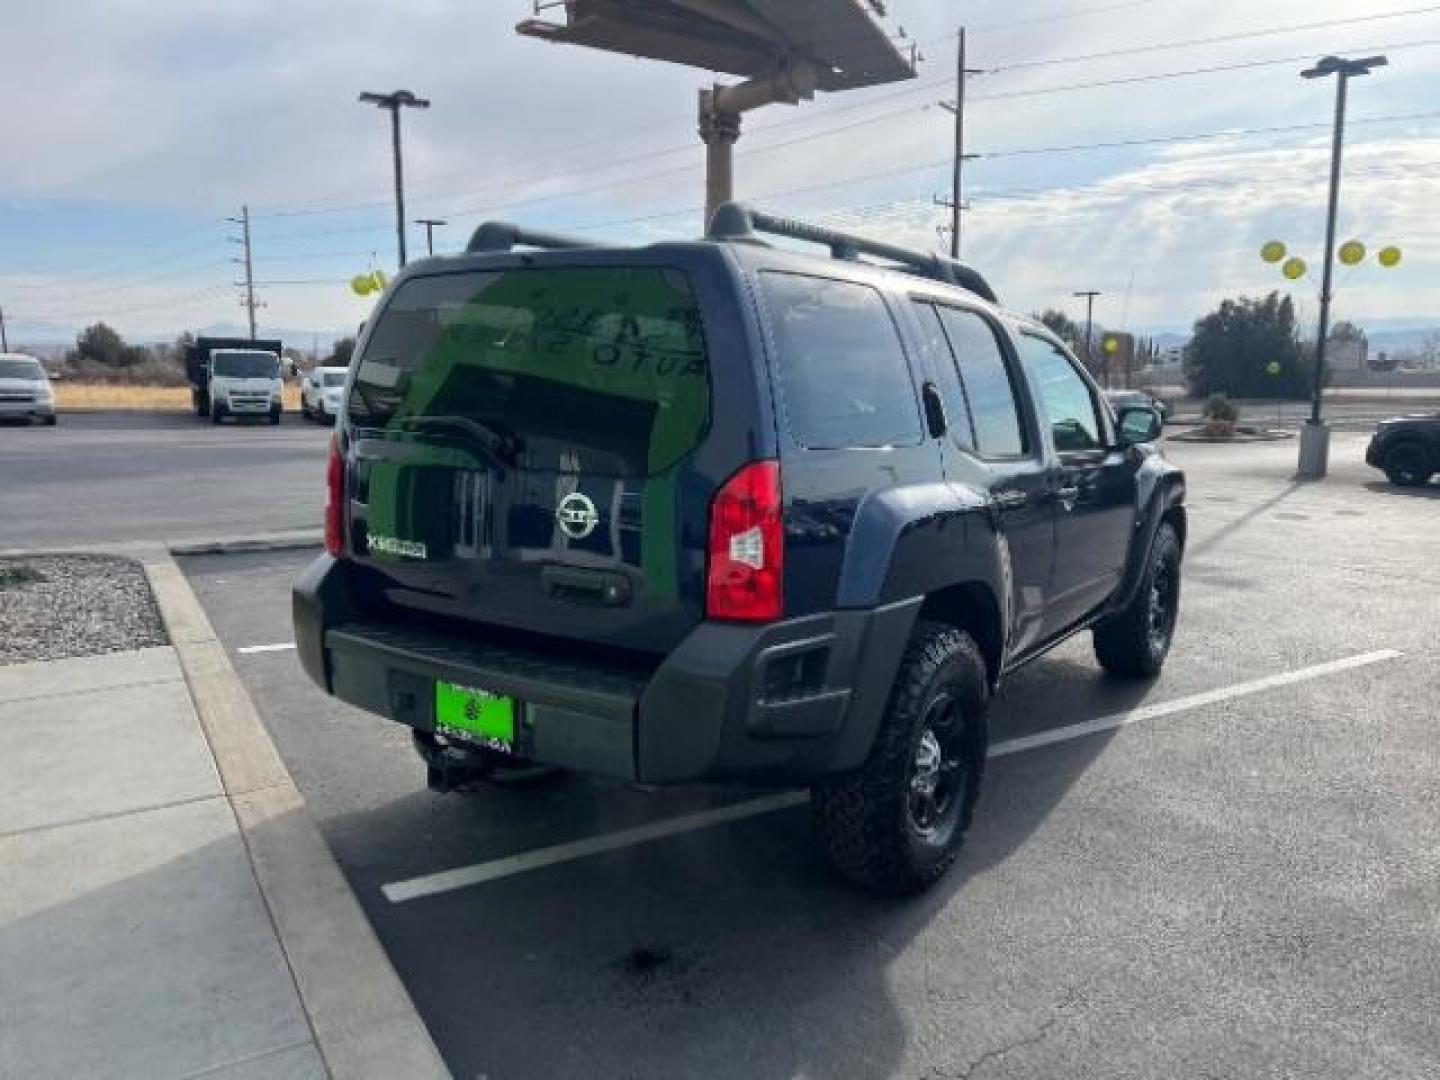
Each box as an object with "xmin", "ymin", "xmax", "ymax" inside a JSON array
[
  {"xmin": 294, "ymin": 205, "xmax": 1185, "ymax": 893},
  {"xmin": 1367, "ymin": 414, "xmax": 1440, "ymax": 486},
  {"xmin": 1105, "ymin": 389, "xmax": 1169, "ymax": 426}
]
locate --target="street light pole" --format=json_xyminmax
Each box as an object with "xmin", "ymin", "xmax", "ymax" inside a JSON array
[
  {"xmin": 1297, "ymin": 54, "xmax": 1387, "ymax": 479},
  {"xmin": 415, "ymin": 218, "xmax": 446, "ymax": 257},
  {"xmin": 359, "ymin": 90, "xmax": 431, "ymax": 269},
  {"xmin": 1074, "ymin": 290, "xmax": 1102, "ymax": 379}
]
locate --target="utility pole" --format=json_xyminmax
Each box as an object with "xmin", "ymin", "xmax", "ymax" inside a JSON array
[
  {"xmin": 937, "ymin": 28, "xmax": 983, "ymax": 259},
  {"xmin": 415, "ymin": 218, "xmax": 446, "ymax": 257},
  {"xmin": 0, "ymin": 306, "xmax": 8, "ymax": 352},
  {"xmin": 1296, "ymin": 53, "xmax": 1388, "ymax": 480},
  {"xmin": 359, "ymin": 90, "xmax": 430, "ymax": 269},
  {"xmin": 1074, "ymin": 290, "xmax": 1102, "ymax": 381},
  {"xmin": 227, "ymin": 206, "xmax": 259, "ymax": 339}
]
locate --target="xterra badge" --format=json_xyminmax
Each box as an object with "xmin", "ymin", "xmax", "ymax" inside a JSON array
[
  {"xmin": 556, "ymin": 492, "xmax": 600, "ymax": 540},
  {"xmin": 368, "ymin": 534, "xmax": 428, "ymax": 560}
]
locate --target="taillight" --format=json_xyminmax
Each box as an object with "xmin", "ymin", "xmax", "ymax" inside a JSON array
[
  {"xmin": 324, "ymin": 436, "xmax": 344, "ymax": 556},
  {"xmin": 706, "ymin": 460, "xmax": 783, "ymax": 623}
]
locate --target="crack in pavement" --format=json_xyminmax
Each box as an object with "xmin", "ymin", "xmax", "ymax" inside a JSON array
[{"xmin": 933, "ymin": 986, "xmax": 1086, "ymax": 1080}]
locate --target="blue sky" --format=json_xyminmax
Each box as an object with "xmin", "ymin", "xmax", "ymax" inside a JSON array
[{"xmin": 2, "ymin": 0, "xmax": 1437, "ymax": 345}]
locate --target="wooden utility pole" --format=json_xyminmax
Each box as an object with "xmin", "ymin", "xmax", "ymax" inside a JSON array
[
  {"xmin": 938, "ymin": 29, "xmax": 982, "ymax": 259},
  {"xmin": 228, "ymin": 206, "xmax": 259, "ymax": 339}
]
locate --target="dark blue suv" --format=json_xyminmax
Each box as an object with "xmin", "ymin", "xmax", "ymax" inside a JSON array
[{"xmin": 294, "ymin": 205, "xmax": 1186, "ymax": 893}]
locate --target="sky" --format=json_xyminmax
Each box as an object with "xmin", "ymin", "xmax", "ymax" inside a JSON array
[{"xmin": 2, "ymin": 0, "xmax": 1438, "ymax": 347}]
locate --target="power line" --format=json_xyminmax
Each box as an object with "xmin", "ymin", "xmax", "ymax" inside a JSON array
[{"xmin": 989, "ymin": 4, "xmax": 1440, "ymax": 72}]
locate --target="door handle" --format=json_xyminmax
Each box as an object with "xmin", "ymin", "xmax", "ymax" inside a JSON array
[
  {"xmin": 1057, "ymin": 485, "xmax": 1081, "ymax": 510},
  {"xmin": 992, "ymin": 490, "xmax": 1028, "ymax": 511}
]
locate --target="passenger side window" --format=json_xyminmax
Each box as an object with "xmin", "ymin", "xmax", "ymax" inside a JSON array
[
  {"xmin": 760, "ymin": 272, "xmax": 923, "ymax": 450},
  {"xmin": 1016, "ymin": 334, "xmax": 1106, "ymax": 454},
  {"xmin": 910, "ymin": 303, "xmax": 976, "ymax": 450},
  {"xmin": 934, "ymin": 306, "xmax": 1026, "ymax": 458}
]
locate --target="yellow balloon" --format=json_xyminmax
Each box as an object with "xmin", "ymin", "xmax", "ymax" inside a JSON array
[
  {"xmin": 370, "ymin": 270, "xmax": 389, "ymax": 291},
  {"xmin": 350, "ymin": 274, "xmax": 374, "ymax": 296},
  {"xmin": 1338, "ymin": 240, "xmax": 1366, "ymax": 266},
  {"xmin": 1282, "ymin": 257, "xmax": 1307, "ymax": 281},
  {"xmin": 1378, "ymin": 246, "xmax": 1402, "ymax": 268},
  {"xmin": 1260, "ymin": 241, "xmax": 1287, "ymax": 264},
  {"xmin": 1103, "ymin": 337, "xmax": 1119, "ymax": 354}
]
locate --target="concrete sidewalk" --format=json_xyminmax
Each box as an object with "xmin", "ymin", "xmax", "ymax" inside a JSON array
[
  {"xmin": 0, "ymin": 647, "xmax": 327, "ymax": 1079},
  {"xmin": 0, "ymin": 551, "xmax": 449, "ymax": 1080}
]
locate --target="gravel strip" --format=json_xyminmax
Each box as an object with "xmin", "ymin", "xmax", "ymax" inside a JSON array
[{"xmin": 0, "ymin": 555, "xmax": 167, "ymax": 665}]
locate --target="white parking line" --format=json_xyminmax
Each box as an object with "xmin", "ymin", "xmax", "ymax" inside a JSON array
[
  {"xmin": 381, "ymin": 648, "xmax": 1402, "ymax": 904},
  {"xmin": 237, "ymin": 642, "xmax": 297, "ymax": 655},
  {"xmin": 382, "ymin": 792, "xmax": 811, "ymax": 904}
]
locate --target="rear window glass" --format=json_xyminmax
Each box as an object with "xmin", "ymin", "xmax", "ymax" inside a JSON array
[
  {"xmin": 350, "ymin": 267, "xmax": 710, "ymax": 478},
  {"xmin": 322, "ymin": 372, "xmax": 347, "ymax": 387},
  {"xmin": 760, "ymin": 272, "xmax": 922, "ymax": 450}
]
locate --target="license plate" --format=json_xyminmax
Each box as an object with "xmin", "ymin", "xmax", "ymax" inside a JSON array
[{"xmin": 434, "ymin": 681, "xmax": 516, "ymax": 754}]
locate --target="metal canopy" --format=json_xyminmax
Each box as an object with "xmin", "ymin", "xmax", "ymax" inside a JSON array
[{"xmin": 517, "ymin": 0, "xmax": 914, "ymax": 92}]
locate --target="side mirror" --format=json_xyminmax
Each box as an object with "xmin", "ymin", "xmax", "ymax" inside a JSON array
[{"xmin": 1117, "ymin": 405, "xmax": 1163, "ymax": 446}]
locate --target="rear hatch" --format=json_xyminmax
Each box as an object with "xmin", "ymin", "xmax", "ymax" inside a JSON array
[{"xmin": 343, "ymin": 257, "xmax": 757, "ymax": 656}]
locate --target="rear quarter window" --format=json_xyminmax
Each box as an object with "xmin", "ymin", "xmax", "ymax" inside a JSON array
[{"xmin": 759, "ymin": 272, "xmax": 923, "ymax": 450}]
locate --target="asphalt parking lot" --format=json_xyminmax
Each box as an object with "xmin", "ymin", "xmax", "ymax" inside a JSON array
[
  {"xmin": 178, "ymin": 432, "xmax": 1440, "ymax": 1079},
  {"xmin": 0, "ymin": 411, "xmax": 330, "ymax": 550}
]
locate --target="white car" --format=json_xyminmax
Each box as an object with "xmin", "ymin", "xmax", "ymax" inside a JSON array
[
  {"xmin": 0, "ymin": 353, "xmax": 57, "ymax": 426},
  {"xmin": 301, "ymin": 366, "xmax": 348, "ymax": 423}
]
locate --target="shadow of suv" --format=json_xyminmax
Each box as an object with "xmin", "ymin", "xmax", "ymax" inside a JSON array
[{"xmin": 294, "ymin": 204, "xmax": 1186, "ymax": 893}]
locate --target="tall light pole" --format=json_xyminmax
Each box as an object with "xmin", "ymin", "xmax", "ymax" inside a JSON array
[
  {"xmin": 1074, "ymin": 290, "xmax": 1102, "ymax": 380},
  {"xmin": 358, "ymin": 90, "xmax": 430, "ymax": 269},
  {"xmin": 415, "ymin": 218, "xmax": 446, "ymax": 257},
  {"xmin": 1296, "ymin": 54, "xmax": 1387, "ymax": 479}
]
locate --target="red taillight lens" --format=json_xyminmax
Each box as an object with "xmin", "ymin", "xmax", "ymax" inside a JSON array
[
  {"xmin": 324, "ymin": 437, "xmax": 344, "ymax": 557},
  {"xmin": 706, "ymin": 460, "xmax": 783, "ymax": 623}
]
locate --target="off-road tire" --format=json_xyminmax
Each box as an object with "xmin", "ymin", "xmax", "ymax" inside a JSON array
[
  {"xmin": 210, "ymin": 405, "xmax": 225, "ymax": 425},
  {"xmin": 270, "ymin": 407, "xmax": 282, "ymax": 426},
  {"xmin": 1093, "ymin": 521, "xmax": 1181, "ymax": 679},
  {"xmin": 43, "ymin": 414, "xmax": 57, "ymax": 427},
  {"xmin": 301, "ymin": 401, "xmax": 312, "ymax": 421},
  {"xmin": 812, "ymin": 621, "xmax": 989, "ymax": 895},
  {"xmin": 1383, "ymin": 442, "xmax": 1434, "ymax": 487}
]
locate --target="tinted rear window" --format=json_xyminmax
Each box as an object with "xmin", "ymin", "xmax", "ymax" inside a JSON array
[
  {"xmin": 760, "ymin": 272, "xmax": 922, "ymax": 450},
  {"xmin": 349, "ymin": 267, "xmax": 710, "ymax": 478}
]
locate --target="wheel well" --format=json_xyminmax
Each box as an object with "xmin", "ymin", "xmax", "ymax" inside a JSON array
[
  {"xmin": 919, "ymin": 582, "xmax": 1003, "ymax": 686},
  {"xmin": 1161, "ymin": 503, "xmax": 1188, "ymax": 551},
  {"xmin": 1385, "ymin": 438, "xmax": 1434, "ymax": 467}
]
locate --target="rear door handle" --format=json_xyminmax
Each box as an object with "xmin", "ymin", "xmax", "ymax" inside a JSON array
[{"xmin": 992, "ymin": 490, "xmax": 1029, "ymax": 511}]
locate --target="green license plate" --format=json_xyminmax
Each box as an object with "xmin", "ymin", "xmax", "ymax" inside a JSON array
[{"xmin": 434, "ymin": 681, "xmax": 516, "ymax": 754}]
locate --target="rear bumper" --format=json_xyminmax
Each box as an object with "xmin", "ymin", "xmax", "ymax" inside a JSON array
[
  {"xmin": 293, "ymin": 555, "xmax": 919, "ymax": 784},
  {"xmin": 1364, "ymin": 437, "xmax": 1384, "ymax": 467}
]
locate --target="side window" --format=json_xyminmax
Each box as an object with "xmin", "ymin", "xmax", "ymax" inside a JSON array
[
  {"xmin": 1016, "ymin": 334, "xmax": 1106, "ymax": 454},
  {"xmin": 910, "ymin": 302, "xmax": 977, "ymax": 450},
  {"xmin": 760, "ymin": 272, "xmax": 923, "ymax": 450},
  {"xmin": 935, "ymin": 307, "xmax": 1026, "ymax": 458}
]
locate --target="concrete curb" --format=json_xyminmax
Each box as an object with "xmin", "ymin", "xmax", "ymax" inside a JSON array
[
  {"xmin": 0, "ymin": 531, "xmax": 322, "ymax": 561},
  {"xmin": 137, "ymin": 546, "xmax": 451, "ymax": 1080},
  {"xmin": 168, "ymin": 529, "xmax": 323, "ymax": 556}
]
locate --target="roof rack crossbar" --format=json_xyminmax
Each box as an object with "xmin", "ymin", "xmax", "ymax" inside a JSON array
[
  {"xmin": 466, "ymin": 221, "xmax": 600, "ymax": 254},
  {"xmin": 707, "ymin": 202, "xmax": 998, "ymax": 304}
]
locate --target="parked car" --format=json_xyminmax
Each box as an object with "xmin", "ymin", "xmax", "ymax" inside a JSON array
[
  {"xmin": 0, "ymin": 353, "xmax": 57, "ymax": 426},
  {"xmin": 1366, "ymin": 413, "xmax": 1440, "ymax": 486},
  {"xmin": 293, "ymin": 204, "xmax": 1185, "ymax": 894},
  {"xmin": 301, "ymin": 366, "xmax": 349, "ymax": 423},
  {"xmin": 1105, "ymin": 389, "xmax": 1169, "ymax": 426}
]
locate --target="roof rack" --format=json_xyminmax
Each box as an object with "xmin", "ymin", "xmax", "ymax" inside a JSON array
[
  {"xmin": 466, "ymin": 221, "xmax": 599, "ymax": 254},
  {"xmin": 707, "ymin": 202, "xmax": 998, "ymax": 304}
]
